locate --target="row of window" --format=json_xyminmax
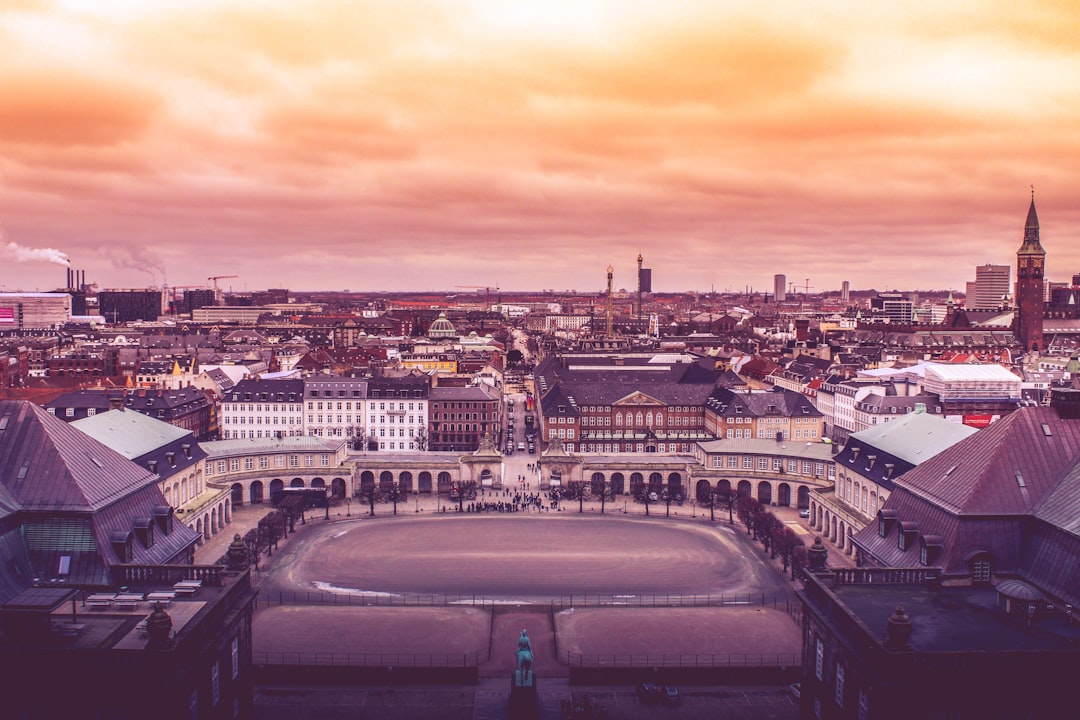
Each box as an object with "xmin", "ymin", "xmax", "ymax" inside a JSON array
[
  {"xmin": 575, "ymin": 442, "xmax": 695, "ymax": 453},
  {"xmin": 709, "ymin": 455, "xmax": 829, "ymax": 477}
]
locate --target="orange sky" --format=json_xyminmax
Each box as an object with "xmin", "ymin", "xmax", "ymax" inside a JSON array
[{"xmin": 1, "ymin": 0, "xmax": 1079, "ymax": 295}]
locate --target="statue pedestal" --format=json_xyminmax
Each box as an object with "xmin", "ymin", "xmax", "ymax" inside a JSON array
[{"xmin": 509, "ymin": 670, "xmax": 538, "ymax": 719}]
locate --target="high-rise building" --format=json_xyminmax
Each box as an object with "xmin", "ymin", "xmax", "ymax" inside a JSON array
[
  {"xmin": 1015, "ymin": 196, "xmax": 1046, "ymax": 353},
  {"xmin": 972, "ymin": 264, "xmax": 1011, "ymax": 310},
  {"xmin": 774, "ymin": 274, "xmax": 786, "ymax": 303},
  {"xmin": 840, "ymin": 280, "xmax": 850, "ymax": 303}
]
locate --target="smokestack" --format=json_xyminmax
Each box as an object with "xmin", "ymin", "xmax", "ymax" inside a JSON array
[{"xmin": 66, "ymin": 268, "xmax": 72, "ymax": 290}]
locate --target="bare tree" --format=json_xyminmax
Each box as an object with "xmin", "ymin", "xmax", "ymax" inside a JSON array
[
  {"xmin": 566, "ymin": 480, "xmax": 588, "ymax": 513},
  {"xmin": 412, "ymin": 426, "xmax": 429, "ymax": 451},
  {"xmin": 590, "ymin": 476, "xmax": 611, "ymax": 514},
  {"xmin": 386, "ymin": 482, "xmax": 407, "ymax": 516}
]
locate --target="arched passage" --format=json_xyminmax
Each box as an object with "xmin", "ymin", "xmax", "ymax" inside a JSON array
[
  {"xmin": 399, "ymin": 471, "xmax": 413, "ymax": 492},
  {"xmin": 418, "ymin": 471, "xmax": 433, "ymax": 493},
  {"xmin": 311, "ymin": 478, "xmax": 325, "ymax": 489},
  {"xmin": 379, "ymin": 471, "xmax": 394, "ymax": 488},
  {"xmin": 695, "ymin": 479, "xmax": 712, "ymax": 503},
  {"xmin": 717, "ymin": 479, "xmax": 732, "ymax": 496},
  {"xmin": 360, "ymin": 471, "xmax": 375, "ymax": 491},
  {"xmin": 648, "ymin": 472, "xmax": 663, "ymax": 487},
  {"xmin": 737, "ymin": 480, "xmax": 752, "ymax": 498},
  {"xmin": 777, "ymin": 483, "xmax": 791, "ymax": 507},
  {"xmin": 331, "ymin": 478, "xmax": 346, "ymax": 499},
  {"xmin": 270, "ymin": 479, "xmax": 284, "ymax": 497},
  {"xmin": 290, "ymin": 478, "xmax": 305, "ymax": 488},
  {"xmin": 797, "ymin": 486, "xmax": 810, "ymax": 509},
  {"xmin": 480, "ymin": 469, "xmax": 493, "ymax": 486},
  {"xmin": 250, "ymin": 481, "xmax": 264, "ymax": 504},
  {"xmin": 610, "ymin": 472, "xmax": 625, "ymax": 495},
  {"xmin": 437, "ymin": 471, "xmax": 452, "ymax": 494},
  {"xmin": 757, "ymin": 481, "xmax": 772, "ymax": 505},
  {"xmin": 231, "ymin": 484, "xmax": 243, "ymax": 506}
]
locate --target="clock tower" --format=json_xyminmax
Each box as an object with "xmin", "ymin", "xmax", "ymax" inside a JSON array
[{"xmin": 1015, "ymin": 193, "xmax": 1046, "ymax": 353}]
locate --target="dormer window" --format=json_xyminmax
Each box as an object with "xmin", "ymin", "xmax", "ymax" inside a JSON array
[
  {"xmin": 898, "ymin": 521, "xmax": 919, "ymax": 551},
  {"xmin": 877, "ymin": 509, "xmax": 897, "ymax": 538},
  {"xmin": 884, "ymin": 463, "xmax": 895, "ymax": 479},
  {"xmin": 182, "ymin": 444, "xmax": 192, "ymax": 459},
  {"xmin": 166, "ymin": 452, "xmax": 176, "ymax": 466},
  {"xmin": 866, "ymin": 455, "xmax": 877, "ymax": 471}
]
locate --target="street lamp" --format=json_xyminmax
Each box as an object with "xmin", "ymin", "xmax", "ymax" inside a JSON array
[
  {"xmin": 415, "ymin": 493, "xmax": 420, "ymax": 513},
  {"xmin": 346, "ymin": 497, "xmax": 351, "ymax": 517}
]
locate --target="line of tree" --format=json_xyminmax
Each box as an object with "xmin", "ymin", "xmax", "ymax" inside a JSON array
[{"xmin": 734, "ymin": 495, "xmax": 808, "ymax": 580}]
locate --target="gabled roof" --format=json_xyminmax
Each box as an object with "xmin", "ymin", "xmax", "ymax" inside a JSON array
[
  {"xmin": 0, "ymin": 401, "xmax": 160, "ymax": 512},
  {"xmin": 896, "ymin": 407, "xmax": 1080, "ymax": 516}
]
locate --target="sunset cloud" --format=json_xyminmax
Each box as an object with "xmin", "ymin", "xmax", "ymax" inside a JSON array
[{"xmin": 0, "ymin": 0, "xmax": 1078, "ymax": 295}]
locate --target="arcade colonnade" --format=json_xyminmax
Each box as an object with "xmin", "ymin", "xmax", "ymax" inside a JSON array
[{"xmin": 199, "ymin": 441, "xmax": 837, "ymax": 514}]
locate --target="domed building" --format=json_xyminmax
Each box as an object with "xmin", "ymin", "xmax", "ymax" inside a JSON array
[{"xmin": 427, "ymin": 312, "xmax": 457, "ymax": 339}]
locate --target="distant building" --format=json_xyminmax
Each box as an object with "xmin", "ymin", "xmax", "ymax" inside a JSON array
[
  {"xmin": 429, "ymin": 383, "xmax": 500, "ymax": 452},
  {"xmin": 45, "ymin": 387, "xmax": 216, "ymax": 441},
  {"xmin": 971, "ymin": 263, "xmax": 1010, "ymax": 310},
  {"xmin": 774, "ymin": 274, "xmax": 787, "ymax": 303},
  {"xmin": 0, "ymin": 292, "xmax": 72, "ymax": 328},
  {"xmin": 98, "ymin": 288, "xmax": 166, "ymax": 323}
]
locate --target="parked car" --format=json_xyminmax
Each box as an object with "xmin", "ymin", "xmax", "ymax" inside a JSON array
[
  {"xmin": 636, "ymin": 683, "xmax": 660, "ymax": 704},
  {"xmin": 799, "ymin": 508, "xmax": 811, "ymax": 518},
  {"xmin": 662, "ymin": 686, "xmax": 681, "ymax": 706}
]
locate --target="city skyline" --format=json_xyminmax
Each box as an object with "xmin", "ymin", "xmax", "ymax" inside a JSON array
[{"xmin": 1, "ymin": 1, "xmax": 1079, "ymax": 293}]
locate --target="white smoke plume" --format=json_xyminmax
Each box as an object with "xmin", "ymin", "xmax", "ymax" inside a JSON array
[
  {"xmin": 3, "ymin": 240, "xmax": 70, "ymax": 266},
  {"xmin": 108, "ymin": 247, "xmax": 167, "ymax": 285}
]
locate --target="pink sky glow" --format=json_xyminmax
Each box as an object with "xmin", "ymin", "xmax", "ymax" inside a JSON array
[{"xmin": 1, "ymin": 0, "xmax": 1079, "ymax": 295}]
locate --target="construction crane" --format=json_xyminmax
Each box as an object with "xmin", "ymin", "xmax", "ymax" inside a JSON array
[
  {"xmin": 208, "ymin": 275, "xmax": 238, "ymax": 304},
  {"xmin": 454, "ymin": 285, "xmax": 499, "ymax": 311}
]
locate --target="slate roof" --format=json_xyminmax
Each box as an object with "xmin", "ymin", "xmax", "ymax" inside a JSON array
[
  {"xmin": 226, "ymin": 378, "xmax": 305, "ymax": 403},
  {"xmin": 0, "ymin": 401, "xmax": 199, "ymax": 589},
  {"xmin": 852, "ymin": 406, "xmax": 1080, "ymax": 601},
  {"xmin": 897, "ymin": 407, "xmax": 1080, "ymax": 516},
  {"xmin": 705, "ymin": 387, "xmax": 822, "ymax": 419},
  {"xmin": 0, "ymin": 401, "xmax": 160, "ymax": 512}
]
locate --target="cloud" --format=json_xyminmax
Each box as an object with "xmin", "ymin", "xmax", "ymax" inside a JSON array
[{"xmin": 0, "ymin": 71, "xmax": 159, "ymax": 147}]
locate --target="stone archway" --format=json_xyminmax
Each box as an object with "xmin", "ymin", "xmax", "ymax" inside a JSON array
[
  {"xmin": 717, "ymin": 479, "xmax": 732, "ymax": 496},
  {"xmin": 797, "ymin": 486, "xmax": 810, "ymax": 509},
  {"xmin": 437, "ymin": 471, "xmax": 453, "ymax": 494},
  {"xmin": 757, "ymin": 481, "xmax": 772, "ymax": 505},
  {"xmin": 777, "ymin": 483, "xmax": 791, "ymax": 507},
  {"xmin": 270, "ymin": 478, "xmax": 284, "ymax": 497},
  {"xmin": 290, "ymin": 478, "xmax": 305, "ymax": 488},
  {"xmin": 331, "ymin": 478, "xmax": 346, "ymax": 499},
  {"xmin": 737, "ymin": 480, "xmax": 752, "ymax": 498},
  {"xmin": 480, "ymin": 469, "xmax": 493, "ymax": 487},
  {"xmin": 418, "ymin": 471, "xmax": 433, "ymax": 493},
  {"xmin": 250, "ymin": 481, "xmax": 264, "ymax": 504},
  {"xmin": 360, "ymin": 471, "xmax": 375, "ymax": 491},
  {"xmin": 610, "ymin": 472, "xmax": 625, "ymax": 495},
  {"xmin": 399, "ymin": 471, "xmax": 414, "ymax": 492},
  {"xmin": 629, "ymin": 473, "xmax": 644, "ymax": 494},
  {"xmin": 231, "ymin": 483, "xmax": 243, "ymax": 506},
  {"xmin": 311, "ymin": 478, "xmax": 325, "ymax": 489},
  {"xmin": 695, "ymin": 479, "xmax": 712, "ymax": 503}
]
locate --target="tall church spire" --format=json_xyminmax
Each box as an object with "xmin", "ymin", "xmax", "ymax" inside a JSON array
[
  {"xmin": 1019, "ymin": 189, "xmax": 1044, "ymax": 255},
  {"xmin": 1015, "ymin": 190, "xmax": 1046, "ymax": 354}
]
